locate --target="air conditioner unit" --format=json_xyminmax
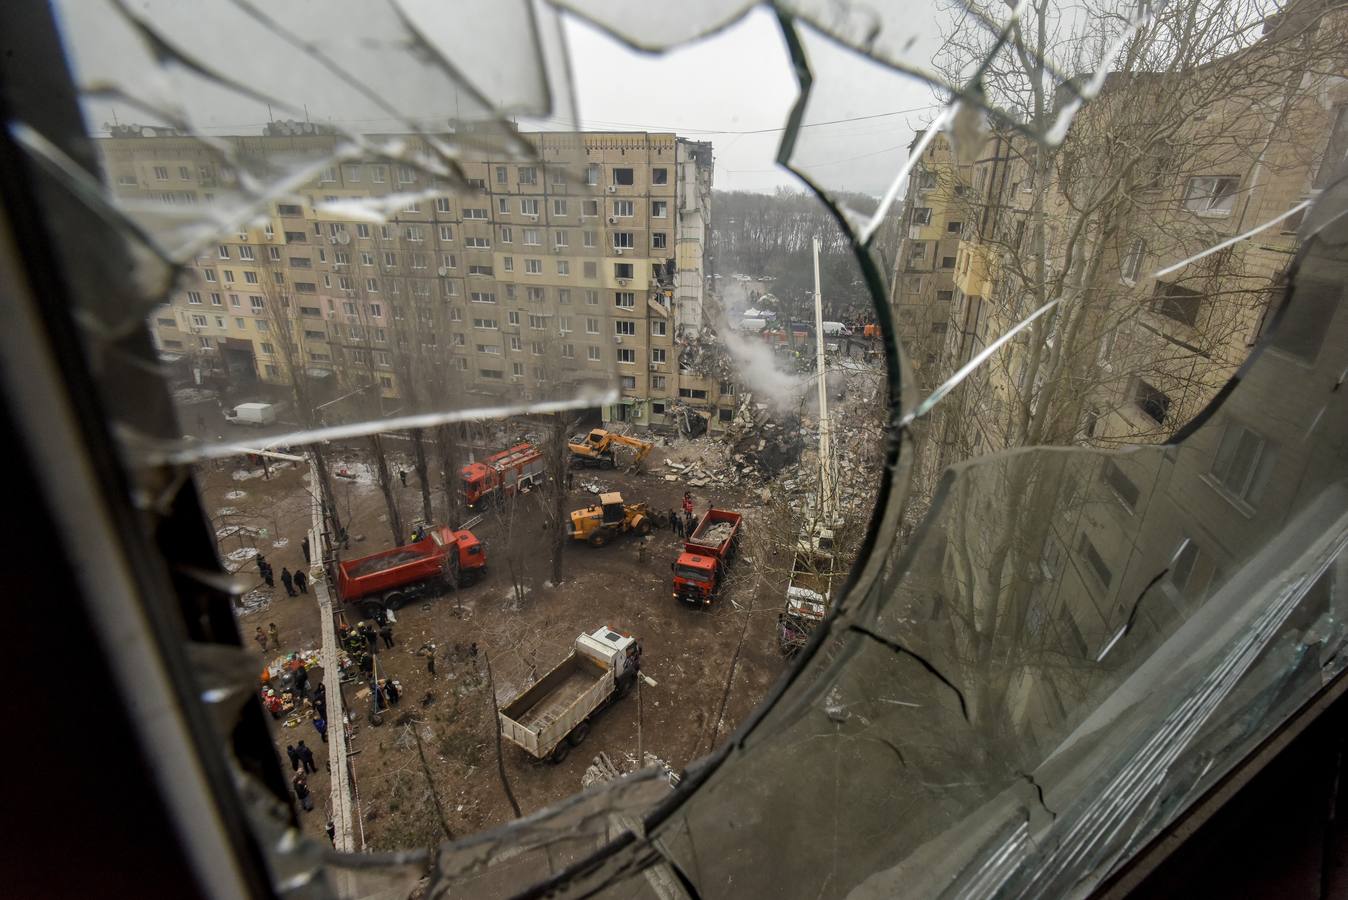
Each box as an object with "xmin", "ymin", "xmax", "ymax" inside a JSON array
[
  {"xmin": 615, "ymin": 247, "xmax": 625, "ymax": 256},
  {"xmin": 437, "ymin": 266, "xmax": 449, "ymax": 277},
  {"xmin": 607, "ymin": 216, "xmax": 618, "ymax": 225},
  {"xmin": 606, "ymin": 185, "xmax": 617, "ymax": 193},
  {"xmin": 329, "ymin": 236, "xmax": 338, "ymax": 244},
  {"xmin": 649, "ymin": 363, "xmax": 659, "ymax": 371},
  {"xmin": 553, "ymin": 244, "xmax": 565, "ymax": 253},
  {"xmin": 617, "ymin": 278, "xmax": 630, "ymax": 286}
]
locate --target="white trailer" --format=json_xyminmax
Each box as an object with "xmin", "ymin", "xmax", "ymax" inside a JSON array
[{"xmin": 498, "ymin": 626, "xmax": 642, "ymax": 763}]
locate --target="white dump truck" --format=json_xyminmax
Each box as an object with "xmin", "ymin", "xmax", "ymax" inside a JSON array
[{"xmin": 498, "ymin": 626, "xmax": 642, "ymax": 763}]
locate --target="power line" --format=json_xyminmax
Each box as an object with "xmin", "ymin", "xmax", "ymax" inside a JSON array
[{"xmin": 533, "ymin": 101, "xmax": 942, "ymax": 136}]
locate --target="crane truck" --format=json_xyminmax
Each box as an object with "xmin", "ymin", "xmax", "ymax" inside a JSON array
[
  {"xmin": 335, "ymin": 525, "xmax": 486, "ymax": 618},
  {"xmin": 568, "ymin": 429, "xmax": 653, "ymax": 470},
  {"xmin": 777, "ymin": 526, "xmax": 836, "ymax": 656},
  {"xmin": 498, "ymin": 626, "xmax": 642, "ymax": 764},
  {"xmin": 672, "ymin": 509, "xmax": 743, "ymax": 606}
]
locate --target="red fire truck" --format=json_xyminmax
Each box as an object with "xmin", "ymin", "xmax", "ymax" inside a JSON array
[{"xmin": 460, "ymin": 442, "xmax": 545, "ymax": 508}]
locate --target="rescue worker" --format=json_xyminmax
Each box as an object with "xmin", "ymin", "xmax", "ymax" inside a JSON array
[
  {"xmin": 268, "ymin": 622, "xmax": 280, "ymax": 650},
  {"xmin": 281, "ymin": 567, "xmax": 296, "ymax": 597},
  {"xmin": 285, "ymin": 744, "xmax": 300, "ymax": 771},
  {"xmin": 294, "ymin": 568, "xmax": 308, "ymax": 594},
  {"xmin": 379, "ymin": 622, "xmax": 395, "ymax": 649},
  {"xmin": 296, "ymin": 741, "xmax": 317, "ymax": 774},
  {"xmin": 292, "ymin": 772, "xmax": 313, "ymax": 812}
]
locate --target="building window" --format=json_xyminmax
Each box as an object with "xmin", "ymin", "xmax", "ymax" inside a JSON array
[
  {"xmin": 190, "ymin": 314, "xmax": 207, "ymax": 327},
  {"xmin": 585, "ymin": 165, "xmax": 600, "ymax": 186},
  {"xmin": 946, "ymin": 220, "xmax": 962, "ymax": 233},
  {"xmin": 1134, "ymin": 380, "xmax": 1171, "ymax": 425},
  {"xmin": 249, "ymin": 296, "xmax": 265, "ymax": 311},
  {"xmin": 678, "ymin": 388, "xmax": 708, "ymax": 400},
  {"xmin": 209, "ymin": 292, "xmax": 222, "ymax": 306},
  {"xmin": 499, "ymin": 226, "xmax": 512, "ymax": 243},
  {"xmin": 651, "ymin": 348, "xmax": 666, "ymax": 364},
  {"xmin": 187, "ymin": 291, "xmax": 202, "ymax": 305},
  {"xmin": 615, "ymin": 263, "xmax": 634, "ymax": 279},
  {"xmin": 470, "ymin": 291, "xmax": 496, "ymax": 304},
  {"xmin": 912, "ymin": 207, "xmax": 932, "ymax": 225},
  {"xmin": 268, "ymin": 246, "xmax": 281, "ymax": 261},
  {"xmin": 438, "ymin": 224, "xmax": 454, "ymax": 242},
  {"xmin": 523, "ymin": 229, "xmax": 540, "ymax": 246},
  {"xmin": 1153, "ymin": 281, "xmax": 1201, "ymax": 326},
  {"xmin": 615, "ymin": 292, "xmax": 636, "ymax": 309},
  {"xmin": 559, "ymin": 316, "xmax": 572, "ymax": 333},
  {"xmin": 553, "ymin": 230, "xmax": 568, "ymax": 248},
  {"xmin": 652, "ymin": 232, "xmax": 667, "ymax": 249},
  {"xmin": 463, "ymin": 207, "xmax": 488, "ymax": 220},
  {"xmin": 525, "ymin": 259, "xmax": 542, "ymax": 274},
  {"xmin": 468, "ymin": 264, "xmax": 494, "ymax": 276},
  {"xmin": 617, "ymin": 349, "xmax": 636, "ymax": 364},
  {"xmin": 465, "ymin": 236, "xmax": 489, "ymax": 249},
  {"xmin": 1313, "ymin": 105, "xmax": 1348, "ymax": 188},
  {"xmin": 651, "ymin": 320, "xmax": 666, "ymax": 336},
  {"xmin": 615, "ymin": 320, "xmax": 636, "ymax": 336},
  {"xmin": 613, "ymin": 232, "xmax": 634, "ymax": 249},
  {"xmin": 1209, "ymin": 421, "xmax": 1275, "ymax": 506},
  {"xmin": 1121, "ymin": 238, "xmax": 1145, "ymax": 284},
  {"xmin": 502, "ymin": 256, "xmax": 514, "ymax": 272},
  {"xmin": 518, "ymin": 166, "xmax": 537, "ymax": 185},
  {"xmin": 507, "ymin": 311, "xmax": 520, "ymax": 326},
  {"xmin": 612, "ymin": 199, "xmax": 634, "ymax": 218},
  {"xmin": 561, "ymin": 342, "xmax": 575, "ymax": 358},
  {"xmin": 585, "ymin": 317, "xmax": 599, "ymax": 334},
  {"xmin": 558, "ymin": 289, "xmax": 571, "ymax": 305},
  {"xmin": 519, "ymin": 198, "xmax": 539, "ymax": 217},
  {"xmin": 553, "ymin": 199, "xmax": 568, "ymax": 217},
  {"xmin": 583, "ymin": 199, "xmax": 599, "ymax": 217},
  {"xmin": 652, "ymin": 376, "xmax": 666, "ymax": 390},
  {"xmin": 612, "ymin": 168, "xmax": 634, "ymax": 186},
  {"xmin": 1182, "ymin": 175, "xmax": 1239, "ymax": 216},
  {"xmin": 588, "ymin": 346, "xmax": 602, "ymax": 361},
  {"xmin": 557, "ymin": 260, "xmax": 570, "ymax": 276},
  {"xmin": 1078, "ymin": 533, "xmax": 1113, "ymax": 588},
  {"xmin": 473, "ymin": 318, "xmax": 498, "ymax": 330},
  {"xmin": 583, "ymin": 230, "xmax": 597, "ymax": 248},
  {"xmin": 652, "ymin": 200, "xmax": 667, "ymax": 218},
  {"xmin": 941, "ymin": 256, "xmax": 956, "ymax": 269},
  {"xmin": 1101, "ymin": 459, "xmax": 1140, "ymax": 512}
]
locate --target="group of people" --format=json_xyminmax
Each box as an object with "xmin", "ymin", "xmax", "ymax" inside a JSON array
[
  {"xmin": 667, "ymin": 492, "xmax": 705, "ymax": 539},
  {"xmin": 255, "ymin": 554, "xmax": 308, "ymax": 596}
]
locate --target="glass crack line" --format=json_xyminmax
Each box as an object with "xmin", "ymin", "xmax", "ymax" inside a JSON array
[{"xmin": 1151, "ymin": 200, "xmax": 1313, "ymax": 278}]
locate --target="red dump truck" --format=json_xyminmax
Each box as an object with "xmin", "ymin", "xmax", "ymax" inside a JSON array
[
  {"xmin": 336, "ymin": 526, "xmax": 485, "ymax": 617},
  {"xmin": 461, "ymin": 443, "xmax": 545, "ymax": 508},
  {"xmin": 672, "ymin": 509, "xmax": 743, "ymax": 606}
]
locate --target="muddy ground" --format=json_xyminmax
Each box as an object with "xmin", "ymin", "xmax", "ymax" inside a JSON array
[{"xmin": 207, "ymin": 436, "xmax": 800, "ymax": 851}]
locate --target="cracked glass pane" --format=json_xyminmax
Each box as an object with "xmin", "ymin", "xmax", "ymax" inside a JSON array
[{"xmin": 21, "ymin": 0, "xmax": 1348, "ymax": 895}]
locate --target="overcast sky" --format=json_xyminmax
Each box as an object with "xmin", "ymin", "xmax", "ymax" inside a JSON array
[{"xmin": 57, "ymin": 1, "xmax": 949, "ymax": 197}]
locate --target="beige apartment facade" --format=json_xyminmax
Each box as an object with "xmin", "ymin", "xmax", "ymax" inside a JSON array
[{"xmin": 100, "ymin": 127, "xmax": 721, "ymax": 432}]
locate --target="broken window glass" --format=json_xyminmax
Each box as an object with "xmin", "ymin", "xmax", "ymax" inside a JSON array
[{"xmin": 9, "ymin": 0, "xmax": 1347, "ymax": 897}]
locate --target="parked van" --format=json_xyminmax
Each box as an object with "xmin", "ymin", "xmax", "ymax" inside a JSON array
[
  {"xmin": 820, "ymin": 321, "xmax": 852, "ymax": 336},
  {"xmin": 225, "ymin": 402, "xmax": 278, "ymax": 426},
  {"xmin": 738, "ymin": 317, "xmax": 768, "ymax": 332}
]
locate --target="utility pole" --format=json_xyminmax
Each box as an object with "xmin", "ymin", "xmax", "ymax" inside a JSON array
[{"xmin": 812, "ymin": 237, "xmax": 836, "ymax": 524}]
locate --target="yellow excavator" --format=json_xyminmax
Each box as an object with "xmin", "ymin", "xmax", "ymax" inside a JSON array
[
  {"xmin": 568, "ymin": 492, "xmax": 654, "ymax": 546},
  {"xmin": 568, "ymin": 428, "xmax": 653, "ymax": 470}
]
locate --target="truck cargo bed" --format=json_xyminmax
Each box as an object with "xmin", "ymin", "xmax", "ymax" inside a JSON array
[
  {"xmin": 346, "ymin": 549, "xmax": 427, "ymax": 577},
  {"xmin": 511, "ymin": 666, "xmax": 599, "ymax": 730},
  {"xmin": 688, "ymin": 521, "xmax": 736, "ymax": 547}
]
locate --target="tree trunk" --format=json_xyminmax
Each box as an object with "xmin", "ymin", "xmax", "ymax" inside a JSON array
[
  {"xmin": 549, "ymin": 413, "xmax": 568, "ymax": 585},
  {"xmin": 483, "ymin": 651, "xmax": 523, "ymax": 818},
  {"xmin": 368, "ymin": 433, "xmax": 404, "ymax": 546},
  {"xmin": 410, "ymin": 427, "xmax": 434, "ymax": 523},
  {"xmin": 309, "ymin": 444, "xmax": 343, "ymax": 540},
  {"xmin": 436, "ymin": 422, "xmax": 463, "ymax": 527}
]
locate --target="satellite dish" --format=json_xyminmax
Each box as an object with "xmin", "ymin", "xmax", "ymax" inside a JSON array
[
  {"xmin": 437, "ymin": 266, "xmax": 449, "ymax": 277},
  {"xmin": 337, "ymin": 231, "xmax": 351, "ymax": 245}
]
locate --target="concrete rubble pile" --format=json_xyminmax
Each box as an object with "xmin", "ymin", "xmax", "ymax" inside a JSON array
[{"xmin": 690, "ymin": 521, "xmax": 735, "ymax": 545}]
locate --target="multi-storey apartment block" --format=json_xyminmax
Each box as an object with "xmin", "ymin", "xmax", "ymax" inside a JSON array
[{"xmin": 100, "ymin": 126, "xmax": 721, "ymax": 432}]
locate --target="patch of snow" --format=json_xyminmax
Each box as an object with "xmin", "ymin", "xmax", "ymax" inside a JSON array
[
  {"xmin": 225, "ymin": 490, "xmax": 247, "ymax": 500},
  {"xmin": 235, "ymin": 588, "xmax": 271, "ymax": 615},
  {"xmin": 173, "ymin": 387, "xmax": 218, "ymax": 404},
  {"xmin": 226, "ymin": 547, "xmax": 260, "ymax": 562},
  {"xmin": 232, "ymin": 468, "xmax": 267, "ymax": 481},
  {"xmin": 272, "ymin": 537, "xmax": 290, "ymax": 548},
  {"xmin": 217, "ymin": 507, "xmax": 239, "ymax": 516}
]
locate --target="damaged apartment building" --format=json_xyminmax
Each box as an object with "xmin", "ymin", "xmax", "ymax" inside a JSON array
[{"xmin": 102, "ymin": 125, "xmax": 744, "ymax": 433}]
